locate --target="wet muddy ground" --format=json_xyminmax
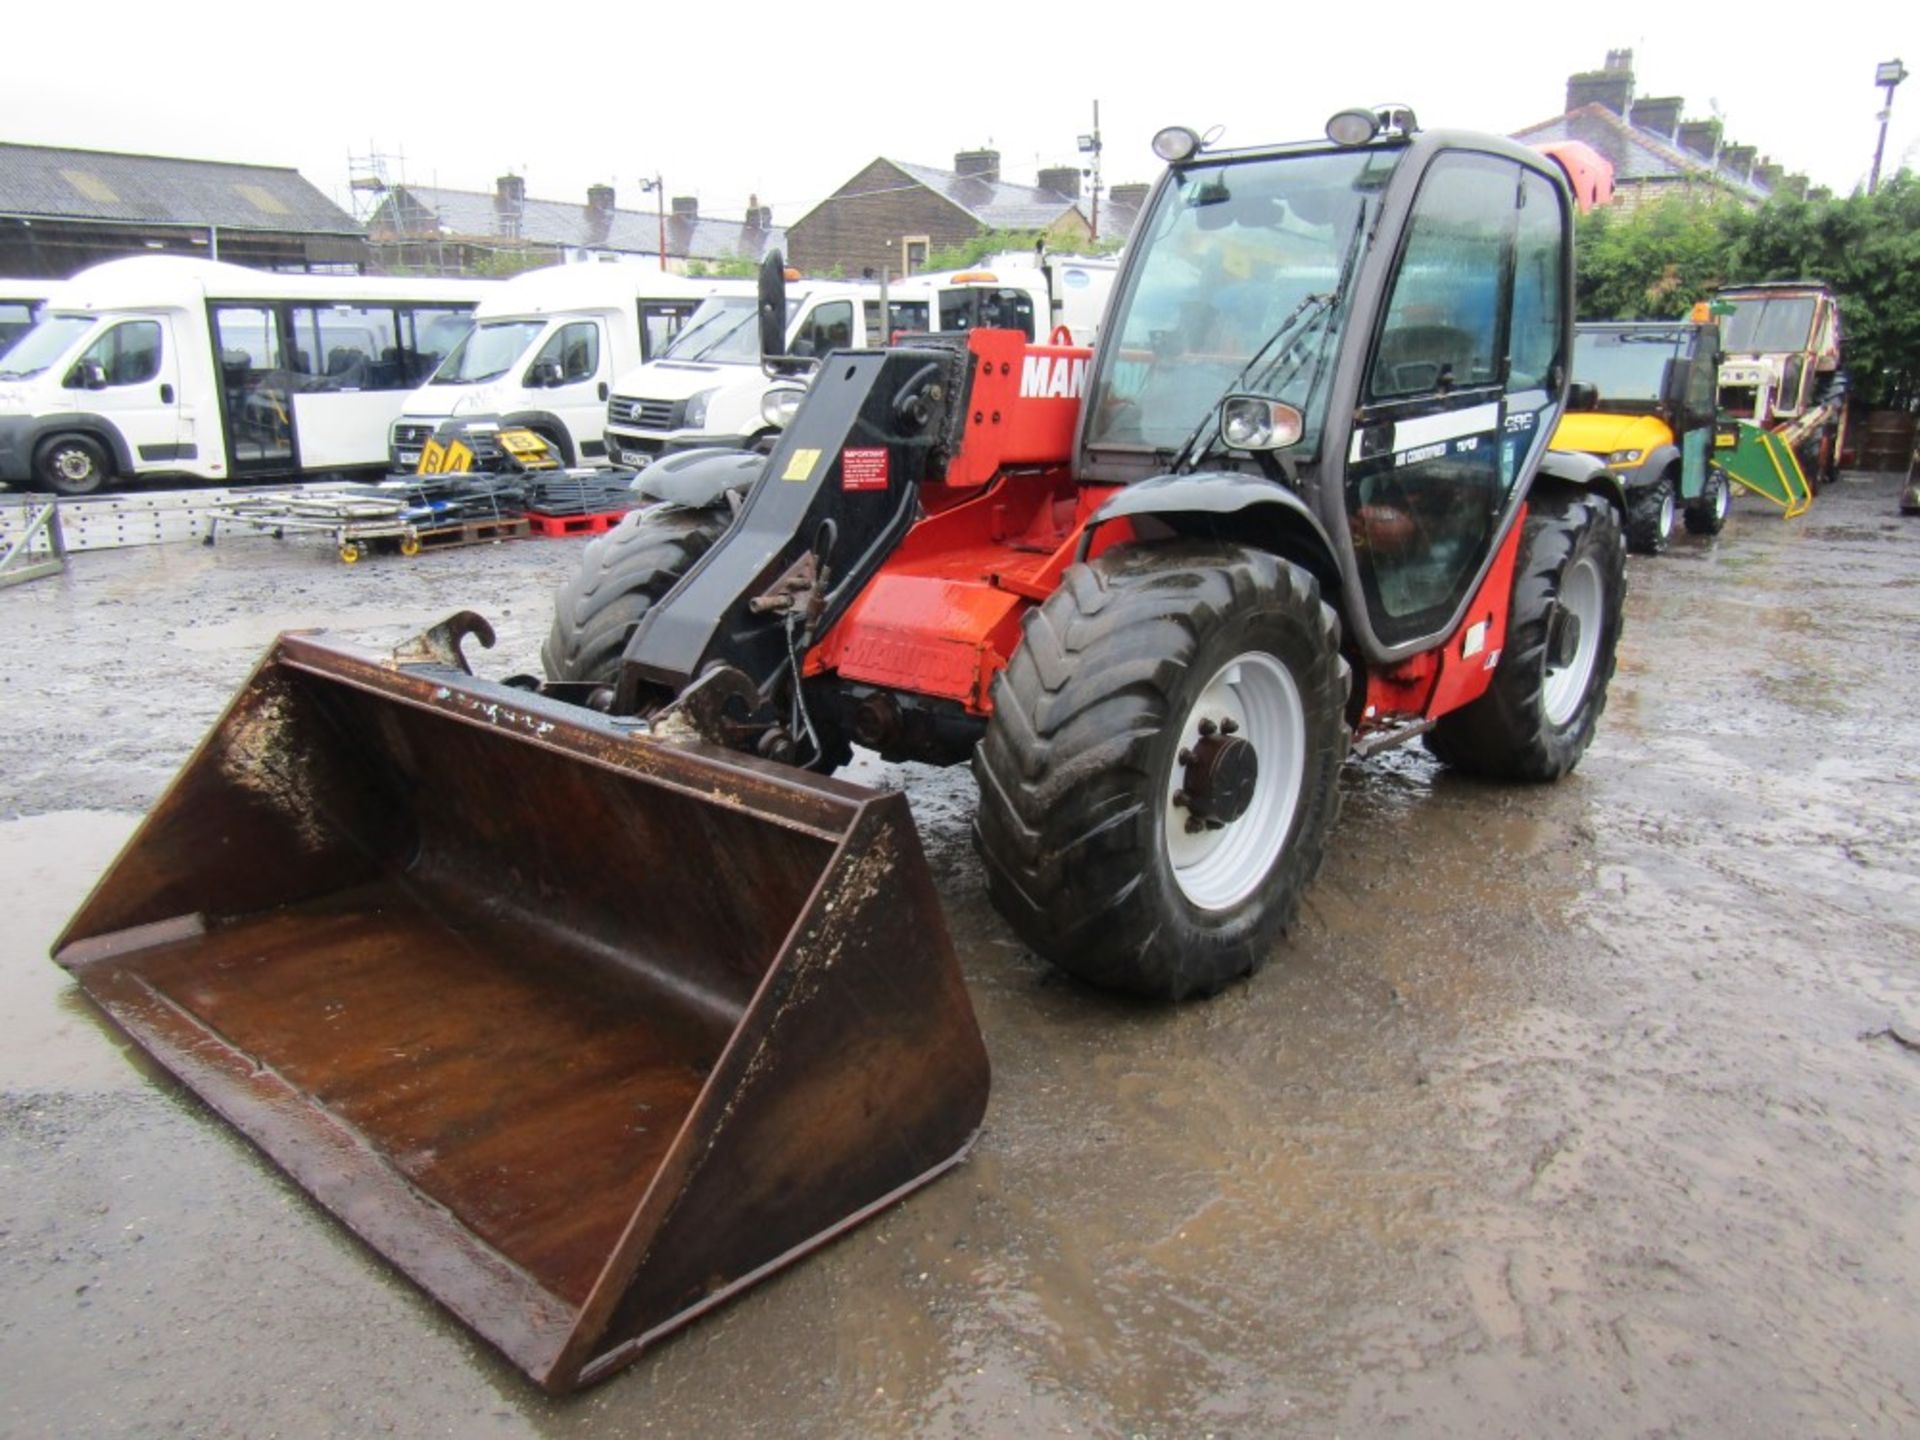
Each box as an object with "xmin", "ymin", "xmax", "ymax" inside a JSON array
[{"xmin": 2, "ymin": 476, "xmax": 1916, "ymax": 1438}]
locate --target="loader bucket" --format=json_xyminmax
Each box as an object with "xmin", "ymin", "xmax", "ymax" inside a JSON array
[
  {"xmin": 1716, "ymin": 420, "xmax": 1813, "ymax": 517},
  {"xmin": 52, "ymin": 626, "xmax": 989, "ymax": 1394}
]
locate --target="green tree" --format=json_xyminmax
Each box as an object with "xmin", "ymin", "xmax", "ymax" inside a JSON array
[
  {"xmin": 923, "ymin": 229, "xmax": 1045, "ymax": 273},
  {"xmin": 1574, "ymin": 196, "xmax": 1730, "ymax": 321}
]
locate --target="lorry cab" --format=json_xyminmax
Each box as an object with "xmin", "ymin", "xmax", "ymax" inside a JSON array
[
  {"xmin": 389, "ymin": 265, "xmax": 732, "ymax": 470},
  {"xmin": 1554, "ymin": 319, "xmax": 1721, "ymax": 551},
  {"xmin": 915, "ymin": 254, "xmax": 1118, "ymax": 345},
  {"xmin": 604, "ymin": 281, "xmax": 879, "ymax": 466}
]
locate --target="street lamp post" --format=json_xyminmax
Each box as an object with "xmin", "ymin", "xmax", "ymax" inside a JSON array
[
  {"xmin": 639, "ymin": 174, "xmax": 666, "ymax": 269},
  {"xmin": 1077, "ymin": 100, "xmax": 1103, "ymax": 242},
  {"xmin": 1870, "ymin": 59, "xmax": 1907, "ymax": 195}
]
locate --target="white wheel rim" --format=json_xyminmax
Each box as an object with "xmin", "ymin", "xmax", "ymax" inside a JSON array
[
  {"xmin": 1658, "ymin": 488, "xmax": 1674, "ymax": 537},
  {"xmin": 1164, "ymin": 651, "xmax": 1306, "ymax": 911},
  {"xmin": 1542, "ymin": 556, "xmax": 1604, "ymax": 727},
  {"xmin": 56, "ymin": 449, "xmax": 93, "ymax": 482},
  {"xmin": 1714, "ymin": 477, "xmax": 1729, "ymax": 520}
]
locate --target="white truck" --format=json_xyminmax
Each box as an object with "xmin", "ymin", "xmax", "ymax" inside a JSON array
[
  {"xmin": 0, "ymin": 257, "xmax": 487, "ymax": 494},
  {"xmin": 388, "ymin": 264, "xmax": 741, "ymax": 470},
  {"xmin": 917, "ymin": 252, "xmax": 1119, "ymax": 345}
]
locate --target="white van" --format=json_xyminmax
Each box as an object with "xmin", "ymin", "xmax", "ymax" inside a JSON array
[
  {"xmin": 603, "ymin": 282, "xmax": 885, "ymax": 466},
  {"xmin": 388, "ymin": 264, "xmax": 739, "ymax": 470},
  {"xmin": 0, "ymin": 282, "xmax": 58, "ymax": 358},
  {"xmin": 0, "ymin": 257, "xmax": 487, "ymax": 494}
]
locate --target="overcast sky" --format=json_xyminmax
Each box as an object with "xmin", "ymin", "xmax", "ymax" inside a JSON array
[{"xmin": 9, "ymin": 3, "xmax": 1917, "ymax": 228}]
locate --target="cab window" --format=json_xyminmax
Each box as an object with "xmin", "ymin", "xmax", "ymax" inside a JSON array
[
  {"xmin": 530, "ymin": 321, "xmax": 601, "ymax": 383},
  {"xmin": 792, "ymin": 300, "xmax": 853, "ymax": 356},
  {"xmin": 69, "ymin": 320, "xmax": 162, "ymax": 387}
]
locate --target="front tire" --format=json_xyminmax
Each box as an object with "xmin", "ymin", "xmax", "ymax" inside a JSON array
[
  {"xmin": 35, "ymin": 434, "xmax": 112, "ymax": 497},
  {"xmin": 1625, "ymin": 473, "xmax": 1675, "ymax": 555},
  {"xmin": 973, "ymin": 541, "xmax": 1350, "ymax": 1000},
  {"xmin": 1424, "ymin": 488, "xmax": 1626, "ymax": 782},
  {"xmin": 542, "ymin": 505, "xmax": 730, "ymax": 684},
  {"xmin": 1684, "ymin": 466, "xmax": 1730, "ymax": 536}
]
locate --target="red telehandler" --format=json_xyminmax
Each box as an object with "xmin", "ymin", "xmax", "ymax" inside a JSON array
[{"xmin": 55, "ymin": 109, "xmax": 1626, "ymax": 1391}]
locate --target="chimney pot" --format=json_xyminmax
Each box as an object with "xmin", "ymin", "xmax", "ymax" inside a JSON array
[
  {"xmin": 954, "ymin": 149, "xmax": 1001, "ymax": 183},
  {"xmin": 1566, "ymin": 52, "xmax": 1635, "ymax": 116},
  {"xmin": 671, "ymin": 195, "xmax": 699, "ymax": 219}
]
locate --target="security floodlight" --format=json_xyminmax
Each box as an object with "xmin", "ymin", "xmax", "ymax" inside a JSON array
[
  {"xmin": 1078, "ymin": 133, "xmax": 1100, "ymax": 153},
  {"xmin": 1875, "ymin": 59, "xmax": 1907, "ymax": 87}
]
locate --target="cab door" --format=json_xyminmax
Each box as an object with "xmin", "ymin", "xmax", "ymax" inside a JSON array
[
  {"xmin": 1344, "ymin": 152, "xmax": 1547, "ymax": 652},
  {"xmin": 66, "ymin": 316, "xmax": 186, "ymax": 469},
  {"xmin": 525, "ymin": 319, "xmax": 606, "ymax": 460}
]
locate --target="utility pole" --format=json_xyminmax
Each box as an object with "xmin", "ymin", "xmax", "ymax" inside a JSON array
[
  {"xmin": 639, "ymin": 174, "xmax": 666, "ymax": 269},
  {"xmin": 1078, "ymin": 101, "xmax": 1103, "ymax": 242},
  {"xmin": 1870, "ymin": 59, "xmax": 1908, "ymax": 195}
]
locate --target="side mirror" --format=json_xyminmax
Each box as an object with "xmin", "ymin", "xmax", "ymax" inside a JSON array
[
  {"xmin": 1566, "ymin": 381, "xmax": 1599, "ymax": 411},
  {"xmin": 529, "ymin": 359, "xmax": 564, "ymax": 388},
  {"xmin": 75, "ymin": 359, "xmax": 109, "ymax": 390},
  {"xmin": 758, "ymin": 250, "xmax": 788, "ymax": 362}
]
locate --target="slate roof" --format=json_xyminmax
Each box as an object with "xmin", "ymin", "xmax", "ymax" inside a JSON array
[
  {"xmin": 372, "ymin": 184, "xmax": 784, "ymax": 263},
  {"xmin": 1511, "ymin": 105, "xmax": 1770, "ymax": 199},
  {"xmin": 0, "ymin": 142, "xmax": 363, "ymax": 234},
  {"xmin": 886, "ymin": 161, "xmax": 1085, "ymax": 230}
]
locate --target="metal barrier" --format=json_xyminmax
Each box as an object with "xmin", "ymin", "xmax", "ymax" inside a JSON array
[{"xmin": 0, "ymin": 500, "xmax": 68, "ymax": 588}]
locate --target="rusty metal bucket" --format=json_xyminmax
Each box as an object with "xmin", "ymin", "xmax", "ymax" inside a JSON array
[{"xmin": 52, "ymin": 624, "xmax": 989, "ymax": 1393}]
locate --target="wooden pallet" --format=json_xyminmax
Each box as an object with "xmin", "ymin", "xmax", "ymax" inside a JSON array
[{"xmin": 414, "ymin": 516, "xmax": 531, "ymax": 551}]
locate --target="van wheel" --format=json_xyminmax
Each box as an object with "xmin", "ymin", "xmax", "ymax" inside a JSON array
[
  {"xmin": 1684, "ymin": 467, "xmax": 1730, "ymax": 536},
  {"xmin": 1625, "ymin": 473, "xmax": 1675, "ymax": 555},
  {"xmin": 36, "ymin": 434, "xmax": 112, "ymax": 496}
]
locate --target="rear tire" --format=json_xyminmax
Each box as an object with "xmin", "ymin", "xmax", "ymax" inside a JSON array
[
  {"xmin": 1684, "ymin": 467, "xmax": 1730, "ymax": 536},
  {"xmin": 1423, "ymin": 488, "xmax": 1625, "ymax": 782},
  {"xmin": 972, "ymin": 541, "xmax": 1350, "ymax": 1001},
  {"xmin": 1625, "ymin": 473, "xmax": 1675, "ymax": 555},
  {"xmin": 542, "ymin": 505, "xmax": 730, "ymax": 684},
  {"xmin": 35, "ymin": 434, "xmax": 112, "ymax": 497}
]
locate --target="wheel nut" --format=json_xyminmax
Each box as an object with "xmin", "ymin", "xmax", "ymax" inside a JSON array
[
  {"xmin": 1198, "ymin": 719, "xmax": 1218, "ymax": 738},
  {"xmin": 1220, "ymin": 717, "xmax": 1239, "ymax": 735},
  {"xmin": 1178, "ymin": 748, "xmax": 1195, "ymax": 766},
  {"xmin": 1185, "ymin": 816, "xmax": 1206, "ymax": 834},
  {"xmin": 1172, "ymin": 790, "xmax": 1190, "ymax": 809}
]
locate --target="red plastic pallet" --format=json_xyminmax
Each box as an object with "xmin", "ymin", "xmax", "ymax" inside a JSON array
[{"xmin": 525, "ymin": 508, "xmax": 633, "ymax": 538}]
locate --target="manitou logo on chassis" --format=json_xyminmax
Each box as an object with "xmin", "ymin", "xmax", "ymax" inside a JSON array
[{"xmin": 1020, "ymin": 353, "xmax": 1088, "ymax": 400}]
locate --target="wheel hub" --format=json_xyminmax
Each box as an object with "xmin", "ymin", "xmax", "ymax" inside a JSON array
[
  {"xmin": 1176, "ymin": 720, "xmax": 1259, "ymax": 831},
  {"xmin": 56, "ymin": 449, "xmax": 92, "ymax": 481},
  {"xmin": 1548, "ymin": 606, "xmax": 1583, "ymax": 668}
]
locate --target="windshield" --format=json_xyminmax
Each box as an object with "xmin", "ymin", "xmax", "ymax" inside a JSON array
[
  {"xmin": 432, "ymin": 319, "xmax": 547, "ymax": 384},
  {"xmin": 1572, "ymin": 329, "xmax": 1682, "ymax": 403},
  {"xmin": 1085, "ymin": 147, "xmax": 1398, "ymax": 456},
  {"xmin": 659, "ymin": 296, "xmax": 758, "ymax": 363},
  {"xmin": 0, "ymin": 315, "xmax": 96, "ymax": 380},
  {"xmin": 1720, "ymin": 295, "xmax": 1816, "ymax": 355}
]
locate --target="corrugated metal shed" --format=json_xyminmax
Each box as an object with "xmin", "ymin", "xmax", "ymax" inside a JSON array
[{"xmin": 0, "ymin": 143, "xmax": 362, "ymax": 234}]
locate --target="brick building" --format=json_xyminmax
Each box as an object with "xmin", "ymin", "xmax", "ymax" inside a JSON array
[
  {"xmin": 1511, "ymin": 50, "xmax": 1811, "ymax": 211},
  {"xmin": 786, "ymin": 150, "xmax": 1091, "ymax": 279}
]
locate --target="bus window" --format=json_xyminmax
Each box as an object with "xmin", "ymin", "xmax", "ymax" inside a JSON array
[
  {"xmin": 400, "ymin": 307, "xmax": 473, "ymax": 384},
  {"xmin": 292, "ymin": 305, "xmax": 401, "ymax": 391}
]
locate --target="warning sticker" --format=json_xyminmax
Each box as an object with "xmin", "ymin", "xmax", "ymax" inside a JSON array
[
  {"xmin": 842, "ymin": 447, "xmax": 889, "ymax": 492},
  {"xmin": 782, "ymin": 447, "xmax": 821, "ymax": 482}
]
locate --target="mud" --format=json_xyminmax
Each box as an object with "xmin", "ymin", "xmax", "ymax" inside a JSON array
[{"xmin": 2, "ymin": 481, "xmax": 1917, "ymax": 1437}]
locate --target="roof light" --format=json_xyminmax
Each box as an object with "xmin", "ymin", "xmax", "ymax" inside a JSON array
[
  {"xmin": 1152, "ymin": 126, "xmax": 1202, "ymax": 163},
  {"xmin": 1325, "ymin": 109, "xmax": 1381, "ymax": 147},
  {"xmin": 783, "ymin": 267, "xmax": 801, "ymax": 282},
  {"xmin": 950, "ymin": 271, "xmax": 998, "ymax": 285}
]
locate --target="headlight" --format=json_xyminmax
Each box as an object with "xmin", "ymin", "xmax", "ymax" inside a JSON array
[
  {"xmin": 1607, "ymin": 449, "xmax": 1644, "ymax": 465},
  {"xmin": 1152, "ymin": 126, "xmax": 1201, "ymax": 162},
  {"xmin": 761, "ymin": 384, "xmax": 805, "ymax": 430},
  {"xmin": 1220, "ymin": 396, "xmax": 1304, "ymax": 451},
  {"xmin": 683, "ymin": 388, "xmax": 717, "ymax": 430}
]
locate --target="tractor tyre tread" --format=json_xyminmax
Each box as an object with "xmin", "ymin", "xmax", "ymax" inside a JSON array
[
  {"xmin": 1423, "ymin": 488, "xmax": 1626, "ymax": 783},
  {"xmin": 972, "ymin": 540, "xmax": 1349, "ymax": 1001},
  {"xmin": 541, "ymin": 505, "xmax": 730, "ymax": 683},
  {"xmin": 1625, "ymin": 473, "xmax": 1674, "ymax": 555}
]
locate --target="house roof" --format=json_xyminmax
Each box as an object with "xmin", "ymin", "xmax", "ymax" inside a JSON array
[
  {"xmin": 1511, "ymin": 105, "xmax": 1770, "ymax": 198},
  {"xmin": 0, "ymin": 142, "xmax": 363, "ymax": 234},
  {"xmin": 885, "ymin": 161, "xmax": 1085, "ymax": 230},
  {"xmin": 372, "ymin": 184, "xmax": 784, "ymax": 263}
]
